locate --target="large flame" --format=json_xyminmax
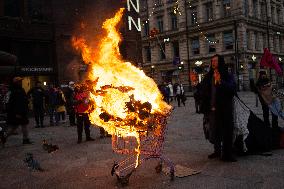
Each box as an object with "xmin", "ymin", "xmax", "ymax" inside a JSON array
[{"xmin": 72, "ymin": 8, "xmax": 171, "ymax": 167}]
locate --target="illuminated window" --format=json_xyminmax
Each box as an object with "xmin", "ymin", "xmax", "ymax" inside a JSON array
[
  {"xmin": 223, "ymin": 0, "xmax": 231, "ymax": 17},
  {"xmin": 207, "ymin": 35, "xmax": 216, "ymax": 53},
  {"xmin": 205, "ymin": 2, "xmax": 213, "ymax": 22}
]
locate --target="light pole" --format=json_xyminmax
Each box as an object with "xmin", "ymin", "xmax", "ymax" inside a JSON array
[
  {"xmin": 264, "ymin": 0, "xmax": 272, "ymax": 79},
  {"xmin": 184, "ymin": 0, "xmax": 192, "ymax": 91}
]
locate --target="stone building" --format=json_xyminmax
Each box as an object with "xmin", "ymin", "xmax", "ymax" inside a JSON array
[
  {"xmin": 140, "ymin": 0, "xmax": 284, "ymax": 90},
  {"xmin": 0, "ymin": 0, "xmax": 56, "ymax": 91},
  {"xmin": 0, "ymin": 0, "xmax": 142, "ymax": 86}
]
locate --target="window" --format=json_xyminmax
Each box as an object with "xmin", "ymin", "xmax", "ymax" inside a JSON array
[
  {"xmin": 172, "ymin": 41, "xmax": 179, "ymax": 58},
  {"xmin": 252, "ymin": 0, "xmax": 258, "ymax": 18},
  {"xmin": 189, "ymin": 7, "xmax": 198, "ymax": 25},
  {"xmin": 157, "ymin": 16, "xmax": 164, "ymax": 33},
  {"xmin": 263, "ymin": 33, "xmax": 267, "ymax": 48},
  {"xmin": 223, "ymin": 31, "xmax": 234, "ymax": 50},
  {"xmin": 261, "ymin": 3, "xmax": 266, "ymax": 21},
  {"xmin": 271, "ymin": 6, "xmax": 275, "ymax": 23},
  {"xmin": 160, "ymin": 43, "xmax": 166, "ymax": 60},
  {"xmin": 247, "ymin": 31, "xmax": 251, "ymax": 50},
  {"xmin": 254, "ymin": 32, "xmax": 259, "ymax": 50},
  {"xmin": 170, "ymin": 13, "xmax": 178, "ymax": 30},
  {"xmin": 144, "ymin": 46, "xmax": 151, "ymax": 62},
  {"xmin": 223, "ymin": 0, "xmax": 231, "ymax": 17},
  {"xmin": 205, "ymin": 2, "xmax": 213, "ymax": 22},
  {"xmin": 191, "ymin": 38, "xmax": 200, "ymax": 55},
  {"xmin": 277, "ymin": 9, "xmax": 281, "ymax": 24},
  {"xmin": 207, "ymin": 35, "xmax": 216, "ymax": 53},
  {"xmin": 4, "ymin": 0, "xmax": 20, "ymax": 17},
  {"xmin": 244, "ymin": 0, "xmax": 248, "ymax": 17},
  {"xmin": 143, "ymin": 21, "xmax": 149, "ymax": 36},
  {"xmin": 280, "ymin": 37, "xmax": 283, "ymax": 53}
]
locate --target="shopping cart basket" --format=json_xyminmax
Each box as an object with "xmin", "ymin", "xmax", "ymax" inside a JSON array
[{"xmin": 111, "ymin": 115, "xmax": 174, "ymax": 185}]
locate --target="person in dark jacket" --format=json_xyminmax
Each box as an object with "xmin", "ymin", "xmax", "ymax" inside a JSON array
[
  {"xmin": 193, "ymin": 83, "xmax": 202, "ymax": 113},
  {"xmin": 65, "ymin": 81, "xmax": 76, "ymax": 126},
  {"xmin": 200, "ymin": 54, "xmax": 237, "ymax": 162},
  {"xmin": 46, "ymin": 85, "xmax": 58, "ymax": 126},
  {"xmin": 2, "ymin": 77, "xmax": 32, "ymax": 145},
  {"xmin": 28, "ymin": 81, "xmax": 46, "ymax": 128},
  {"xmin": 255, "ymin": 71, "xmax": 278, "ymax": 128}
]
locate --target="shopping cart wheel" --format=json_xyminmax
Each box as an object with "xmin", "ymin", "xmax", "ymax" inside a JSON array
[
  {"xmin": 155, "ymin": 162, "xmax": 162, "ymax": 173},
  {"xmin": 116, "ymin": 171, "xmax": 133, "ymax": 186}
]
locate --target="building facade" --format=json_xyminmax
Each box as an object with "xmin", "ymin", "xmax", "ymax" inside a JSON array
[
  {"xmin": 140, "ymin": 0, "xmax": 284, "ymax": 90},
  {"xmin": 0, "ymin": 0, "xmax": 56, "ymax": 91}
]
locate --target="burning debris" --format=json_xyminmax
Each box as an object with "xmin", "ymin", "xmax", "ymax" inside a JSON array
[
  {"xmin": 42, "ymin": 139, "xmax": 59, "ymax": 153},
  {"xmin": 72, "ymin": 8, "xmax": 173, "ymax": 184}
]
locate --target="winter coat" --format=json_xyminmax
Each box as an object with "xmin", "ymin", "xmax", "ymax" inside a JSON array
[
  {"xmin": 6, "ymin": 85, "xmax": 29, "ymax": 125},
  {"xmin": 64, "ymin": 87, "xmax": 75, "ymax": 113},
  {"xmin": 167, "ymin": 84, "xmax": 174, "ymax": 97},
  {"xmin": 200, "ymin": 72, "xmax": 236, "ymax": 143},
  {"xmin": 56, "ymin": 91, "xmax": 66, "ymax": 113},
  {"xmin": 27, "ymin": 86, "xmax": 45, "ymax": 108}
]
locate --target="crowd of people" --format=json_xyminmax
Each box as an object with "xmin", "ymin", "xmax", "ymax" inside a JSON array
[
  {"xmin": 0, "ymin": 78, "xmax": 104, "ymax": 146},
  {"xmin": 159, "ymin": 82, "xmax": 187, "ymax": 107}
]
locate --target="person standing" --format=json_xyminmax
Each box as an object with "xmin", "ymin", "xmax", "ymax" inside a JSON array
[
  {"xmin": 65, "ymin": 81, "xmax": 76, "ymax": 126},
  {"xmin": 193, "ymin": 83, "xmax": 201, "ymax": 113},
  {"xmin": 167, "ymin": 82, "xmax": 174, "ymax": 102},
  {"xmin": 256, "ymin": 71, "xmax": 278, "ymax": 128},
  {"xmin": 46, "ymin": 85, "xmax": 57, "ymax": 126},
  {"xmin": 55, "ymin": 87, "xmax": 66, "ymax": 125},
  {"xmin": 176, "ymin": 83, "xmax": 185, "ymax": 107},
  {"xmin": 74, "ymin": 85, "xmax": 94, "ymax": 143},
  {"xmin": 28, "ymin": 81, "xmax": 45, "ymax": 128},
  {"xmin": 2, "ymin": 77, "xmax": 32, "ymax": 145},
  {"xmin": 200, "ymin": 54, "xmax": 237, "ymax": 162}
]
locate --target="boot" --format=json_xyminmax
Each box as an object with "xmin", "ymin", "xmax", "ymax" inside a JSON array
[
  {"xmin": 23, "ymin": 139, "xmax": 33, "ymax": 145},
  {"xmin": 208, "ymin": 152, "xmax": 221, "ymax": 159},
  {"xmin": 86, "ymin": 137, "xmax": 94, "ymax": 141}
]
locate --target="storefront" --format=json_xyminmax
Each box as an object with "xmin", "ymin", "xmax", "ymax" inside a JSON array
[{"xmin": 16, "ymin": 66, "xmax": 57, "ymax": 92}]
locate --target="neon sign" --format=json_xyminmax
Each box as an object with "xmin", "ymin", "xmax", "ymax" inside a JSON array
[{"xmin": 127, "ymin": 0, "xmax": 141, "ymax": 31}]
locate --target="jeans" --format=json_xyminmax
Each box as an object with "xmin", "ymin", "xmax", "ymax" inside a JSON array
[
  {"xmin": 34, "ymin": 105, "xmax": 44, "ymax": 127},
  {"xmin": 76, "ymin": 113, "xmax": 91, "ymax": 141}
]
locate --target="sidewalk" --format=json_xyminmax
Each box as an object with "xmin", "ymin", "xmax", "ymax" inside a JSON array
[{"xmin": 0, "ymin": 92, "xmax": 283, "ymax": 189}]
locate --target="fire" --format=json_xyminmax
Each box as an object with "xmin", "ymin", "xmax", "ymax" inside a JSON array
[{"xmin": 72, "ymin": 8, "xmax": 171, "ymax": 168}]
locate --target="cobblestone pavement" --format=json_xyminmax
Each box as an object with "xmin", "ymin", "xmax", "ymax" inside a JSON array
[{"xmin": 0, "ymin": 92, "xmax": 283, "ymax": 189}]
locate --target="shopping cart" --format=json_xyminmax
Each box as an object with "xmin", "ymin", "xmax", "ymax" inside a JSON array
[{"xmin": 111, "ymin": 115, "xmax": 174, "ymax": 185}]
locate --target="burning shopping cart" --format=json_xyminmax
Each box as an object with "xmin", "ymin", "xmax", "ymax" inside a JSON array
[{"xmin": 111, "ymin": 113, "xmax": 174, "ymax": 185}]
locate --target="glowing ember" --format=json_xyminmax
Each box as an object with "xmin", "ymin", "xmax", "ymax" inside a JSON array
[{"xmin": 72, "ymin": 8, "xmax": 171, "ymax": 168}]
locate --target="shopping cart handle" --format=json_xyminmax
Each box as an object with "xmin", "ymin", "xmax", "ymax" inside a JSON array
[{"xmin": 111, "ymin": 162, "xmax": 119, "ymax": 176}]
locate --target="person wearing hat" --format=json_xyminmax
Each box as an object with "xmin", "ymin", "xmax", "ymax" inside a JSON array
[{"xmin": 2, "ymin": 77, "xmax": 32, "ymax": 145}]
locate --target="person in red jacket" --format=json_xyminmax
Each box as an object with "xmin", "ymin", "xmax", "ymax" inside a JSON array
[{"xmin": 74, "ymin": 84, "xmax": 94, "ymax": 144}]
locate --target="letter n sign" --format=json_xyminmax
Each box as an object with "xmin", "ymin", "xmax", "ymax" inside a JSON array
[{"xmin": 127, "ymin": 0, "xmax": 141, "ymax": 31}]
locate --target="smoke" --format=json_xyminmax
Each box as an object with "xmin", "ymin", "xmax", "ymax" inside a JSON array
[{"xmin": 65, "ymin": 58, "xmax": 82, "ymax": 82}]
